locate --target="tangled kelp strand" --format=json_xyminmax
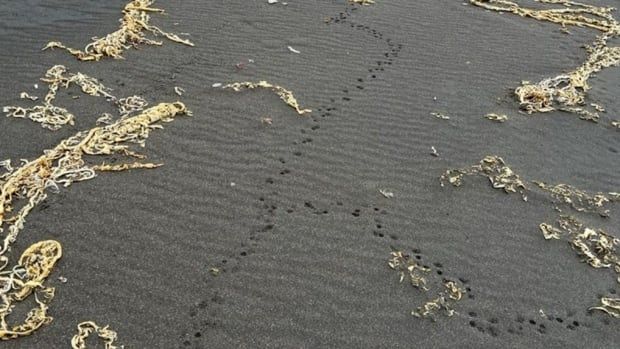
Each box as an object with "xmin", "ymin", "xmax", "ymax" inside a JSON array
[
  {"xmin": 0, "ymin": 102, "xmax": 188, "ymax": 264},
  {"xmin": 440, "ymin": 155, "xmax": 528, "ymax": 200},
  {"xmin": 4, "ymin": 65, "xmax": 115, "ymax": 130},
  {"xmin": 413, "ymin": 280, "xmax": 466, "ymax": 320},
  {"xmin": 590, "ymin": 297, "xmax": 620, "ymax": 317},
  {"xmin": 222, "ymin": 81, "xmax": 311, "ymax": 115},
  {"xmin": 388, "ymin": 251, "xmax": 430, "ymax": 290},
  {"xmin": 471, "ymin": 0, "xmax": 620, "ymax": 121},
  {"xmin": 117, "ymin": 95, "xmax": 148, "ymax": 117},
  {"xmin": 71, "ymin": 321, "xmax": 121, "ymax": 349},
  {"xmin": 43, "ymin": 0, "xmax": 194, "ymax": 61},
  {"xmin": 0, "ymin": 240, "xmax": 61, "ymax": 340}
]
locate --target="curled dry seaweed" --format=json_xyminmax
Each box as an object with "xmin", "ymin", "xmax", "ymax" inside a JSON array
[
  {"xmin": 0, "ymin": 240, "xmax": 61, "ymax": 340},
  {"xmin": 43, "ymin": 0, "xmax": 194, "ymax": 61},
  {"xmin": 590, "ymin": 297, "xmax": 620, "ymax": 317},
  {"xmin": 388, "ymin": 251, "xmax": 430, "ymax": 290},
  {"xmin": 4, "ymin": 65, "xmax": 114, "ymax": 130},
  {"xmin": 413, "ymin": 281, "xmax": 466, "ymax": 320},
  {"xmin": 222, "ymin": 81, "xmax": 312, "ymax": 115},
  {"xmin": 71, "ymin": 321, "xmax": 120, "ymax": 349},
  {"xmin": 440, "ymin": 155, "xmax": 527, "ymax": 199},
  {"xmin": 470, "ymin": 0, "xmax": 620, "ymax": 121}
]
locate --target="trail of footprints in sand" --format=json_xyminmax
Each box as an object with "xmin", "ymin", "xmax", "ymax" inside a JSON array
[{"xmin": 183, "ymin": 3, "xmax": 406, "ymax": 346}]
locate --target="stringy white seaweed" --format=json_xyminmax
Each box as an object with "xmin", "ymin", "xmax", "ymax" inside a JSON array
[{"xmin": 3, "ymin": 65, "xmax": 115, "ymax": 130}]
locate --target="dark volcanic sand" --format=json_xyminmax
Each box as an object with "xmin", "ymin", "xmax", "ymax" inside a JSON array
[{"xmin": 0, "ymin": 0, "xmax": 619, "ymax": 348}]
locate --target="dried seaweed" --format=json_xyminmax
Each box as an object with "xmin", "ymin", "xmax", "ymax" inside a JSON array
[
  {"xmin": 4, "ymin": 65, "xmax": 114, "ymax": 130},
  {"xmin": 541, "ymin": 216, "xmax": 620, "ymax": 283},
  {"xmin": 485, "ymin": 113, "xmax": 508, "ymax": 122},
  {"xmin": 43, "ymin": 0, "xmax": 194, "ymax": 61},
  {"xmin": 388, "ymin": 251, "xmax": 430, "ymax": 290},
  {"xmin": 117, "ymin": 95, "xmax": 148, "ymax": 117},
  {"xmin": 0, "ymin": 103, "xmax": 188, "ymax": 267},
  {"xmin": 612, "ymin": 120, "xmax": 620, "ymax": 129},
  {"xmin": 222, "ymin": 81, "xmax": 311, "ymax": 115},
  {"xmin": 0, "ymin": 240, "xmax": 61, "ymax": 340},
  {"xmin": 590, "ymin": 296, "xmax": 620, "ymax": 317},
  {"xmin": 440, "ymin": 155, "xmax": 527, "ymax": 199},
  {"xmin": 413, "ymin": 280, "xmax": 466, "ymax": 320},
  {"xmin": 533, "ymin": 181, "xmax": 619, "ymax": 217},
  {"xmin": 471, "ymin": 0, "xmax": 620, "ymax": 120},
  {"xmin": 71, "ymin": 321, "xmax": 120, "ymax": 349}
]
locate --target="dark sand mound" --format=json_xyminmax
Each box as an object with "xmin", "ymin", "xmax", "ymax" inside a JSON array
[{"xmin": 0, "ymin": 0, "xmax": 618, "ymax": 347}]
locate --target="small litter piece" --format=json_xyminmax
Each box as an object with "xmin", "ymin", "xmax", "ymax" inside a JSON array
[
  {"xmin": 430, "ymin": 146, "xmax": 439, "ymax": 157},
  {"xmin": 485, "ymin": 113, "xmax": 508, "ymax": 122},
  {"xmin": 58, "ymin": 276, "xmax": 68, "ymax": 283},
  {"xmin": 350, "ymin": 0, "xmax": 375, "ymax": 5},
  {"xmin": 431, "ymin": 112, "xmax": 450, "ymax": 120},
  {"xmin": 71, "ymin": 321, "xmax": 121, "ymax": 349},
  {"xmin": 612, "ymin": 120, "xmax": 620, "ymax": 129},
  {"xmin": 209, "ymin": 268, "xmax": 221, "ymax": 276},
  {"xmin": 174, "ymin": 86, "xmax": 185, "ymax": 96},
  {"xmin": 379, "ymin": 189, "xmax": 394, "ymax": 198},
  {"xmin": 222, "ymin": 81, "xmax": 311, "ymax": 115},
  {"xmin": 590, "ymin": 297, "xmax": 620, "ymax": 318},
  {"xmin": 43, "ymin": 0, "xmax": 194, "ymax": 61},
  {"xmin": 19, "ymin": 92, "xmax": 38, "ymax": 101},
  {"xmin": 260, "ymin": 117, "xmax": 273, "ymax": 125},
  {"xmin": 287, "ymin": 46, "xmax": 300, "ymax": 54}
]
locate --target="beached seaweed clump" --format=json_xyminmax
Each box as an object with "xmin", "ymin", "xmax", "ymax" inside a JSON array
[
  {"xmin": 470, "ymin": 0, "xmax": 620, "ymax": 126},
  {"xmin": 0, "ymin": 102, "xmax": 188, "ymax": 339},
  {"xmin": 222, "ymin": 81, "xmax": 312, "ymax": 115},
  {"xmin": 71, "ymin": 321, "xmax": 120, "ymax": 349},
  {"xmin": 440, "ymin": 155, "xmax": 528, "ymax": 199},
  {"xmin": 389, "ymin": 251, "xmax": 431, "ymax": 290},
  {"xmin": 43, "ymin": 0, "xmax": 194, "ymax": 61}
]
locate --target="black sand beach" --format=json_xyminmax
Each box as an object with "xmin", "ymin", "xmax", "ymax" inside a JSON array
[{"xmin": 0, "ymin": 0, "xmax": 619, "ymax": 347}]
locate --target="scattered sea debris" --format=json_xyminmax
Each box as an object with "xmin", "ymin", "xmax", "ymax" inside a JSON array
[
  {"xmin": 440, "ymin": 155, "xmax": 527, "ymax": 199},
  {"xmin": 379, "ymin": 189, "xmax": 394, "ymax": 199},
  {"xmin": 222, "ymin": 81, "xmax": 311, "ymax": 115},
  {"xmin": 485, "ymin": 113, "xmax": 508, "ymax": 122},
  {"xmin": 590, "ymin": 296, "xmax": 620, "ymax": 318},
  {"xmin": 4, "ymin": 65, "xmax": 114, "ymax": 130},
  {"xmin": 350, "ymin": 0, "xmax": 375, "ymax": 5},
  {"xmin": 470, "ymin": 0, "xmax": 620, "ymax": 122},
  {"xmin": 388, "ymin": 251, "xmax": 430, "ymax": 290},
  {"xmin": 0, "ymin": 240, "xmax": 62, "ymax": 340},
  {"xmin": 71, "ymin": 321, "xmax": 120, "ymax": 349},
  {"xmin": 430, "ymin": 146, "xmax": 439, "ymax": 157},
  {"xmin": 413, "ymin": 280, "xmax": 466, "ymax": 320},
  {"xmin": 43, "ymin": 0, "xmax": 194, "ymax": 61},
  {"xmin": 174, "ymin": 86, "xmax": 185, "ymax": 96},
  {"xmin": 287, "ymin": 46, "xmax": 300, "ymax": 54}
]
